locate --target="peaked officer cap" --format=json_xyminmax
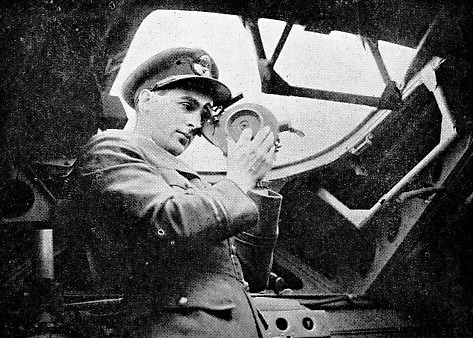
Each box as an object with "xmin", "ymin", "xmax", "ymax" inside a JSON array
[{"xmin": 122, "ymin": 47, "xmax": 231, "ymax": 108}]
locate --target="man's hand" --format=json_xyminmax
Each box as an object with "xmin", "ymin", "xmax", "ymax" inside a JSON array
[{"xmin": 226, "ymin": 126, "xmax": 276, "ymax": 193}]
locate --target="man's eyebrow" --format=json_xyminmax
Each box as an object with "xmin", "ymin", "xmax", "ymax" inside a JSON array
[
  {"xmin": 178, "ymin": 96, "xmax": 201, "ymax": 105},
  {"xmin": 178, "ymin": 96, "xmax": 213, "ymax": 108}
]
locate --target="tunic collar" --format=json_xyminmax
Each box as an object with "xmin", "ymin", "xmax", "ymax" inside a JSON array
[{"xmin": 103, "ymin": 129, "xmax": 200, "ymax": 178}]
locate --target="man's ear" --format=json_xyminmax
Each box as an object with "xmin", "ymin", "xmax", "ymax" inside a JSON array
[{"xmin": 136, "ymin": 89, "xmax": 153, "ymax": 111}]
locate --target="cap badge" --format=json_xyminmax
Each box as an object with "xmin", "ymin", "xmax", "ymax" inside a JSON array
[{"xmin": 192, "ymin": 55, "xmax": 212, "ymax": 77}]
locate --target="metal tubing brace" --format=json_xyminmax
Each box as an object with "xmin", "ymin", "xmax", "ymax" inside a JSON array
[
  {"xmin": 316, "ymin": 62, "xmax": 457, "ymax": 229},
  {"xmin": 316, "ymin": 188, "xmax": 370, "ymax": 227},
  {"xmin": 366, "ymin": 38, "xmax": 392, "ymax": 85},
  {"xmin": 288, "ymin": 86, "xmax": 382, "ymax": 107},
  {"xmin": 244, "ymin": 18, "xmax": 267, "ymax": 60},
  {"xmin": 268, "ymin": 22, "xmax": 293, "ymax": 68},
  {"xmin": 356, "ymin": 64, "xmax": 457, "ymax": 229}
]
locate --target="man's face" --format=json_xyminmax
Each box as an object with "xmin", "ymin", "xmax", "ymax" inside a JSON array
[{"xmin": 140, "ymin": 87, "xmax": 213, "ymax": 156}]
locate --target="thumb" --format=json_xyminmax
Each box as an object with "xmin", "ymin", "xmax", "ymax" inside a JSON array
[
  {"xmin": 238, "ymin": 127, "xmax": 253, "ymax": 143},
  {"xmin": 226, "ymin": 136, "xmax": 236, "ymax": 154}
]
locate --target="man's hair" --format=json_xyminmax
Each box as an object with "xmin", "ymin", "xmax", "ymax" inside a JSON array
[{"xmin": 134, "ymin": 88, "xmax": 170, "ymax": 110}]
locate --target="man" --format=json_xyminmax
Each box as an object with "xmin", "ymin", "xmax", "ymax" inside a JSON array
[{"xmin": 58, "ymin": 47, "xmax": 280, "ymax": 337}]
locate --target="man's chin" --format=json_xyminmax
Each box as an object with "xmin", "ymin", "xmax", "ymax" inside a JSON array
[{"xmin": 169, "ymin": 143, "xmax": 188, "ymax": 156}]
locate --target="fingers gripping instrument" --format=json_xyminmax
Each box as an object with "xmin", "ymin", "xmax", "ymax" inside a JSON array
[{"xmin": 201, "ymin": 102, "xmax": 280, "ymax": 156}]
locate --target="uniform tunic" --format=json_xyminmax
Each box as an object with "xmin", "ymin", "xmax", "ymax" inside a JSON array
[{"xmin": 58, "ymin": 129, "xmax": 279, "ymax": 337}]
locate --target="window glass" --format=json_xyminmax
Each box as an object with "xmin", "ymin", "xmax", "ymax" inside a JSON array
[
  {"xmin": 111, "ymin": 11, "xmax": 415, "ymax": 172},
  {"xmin": 260, "ymin": 20, "xmax": 385, "ymax": 96}
]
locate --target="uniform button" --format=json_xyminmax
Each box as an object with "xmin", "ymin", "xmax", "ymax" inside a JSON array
[
  {"xmin": 178, "ymin": 297, "xmax": 188, "ymax": 305},
  {"xmin": 170, "ymin": 240, "xmax": 175, "ymax": 246},
  {"xmin": 157, "ymin": 228, "xmax": 166, "ymax": 236}
]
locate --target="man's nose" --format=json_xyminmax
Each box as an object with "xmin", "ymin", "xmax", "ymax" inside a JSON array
[{"xmin": 187, "ymin": 112, "xmax": 202, "ymax": 129}]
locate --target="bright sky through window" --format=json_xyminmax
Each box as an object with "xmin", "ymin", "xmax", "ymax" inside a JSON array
[{"xmin": 110, "ymin": 10, "xmax": 415, "ymax": 173}]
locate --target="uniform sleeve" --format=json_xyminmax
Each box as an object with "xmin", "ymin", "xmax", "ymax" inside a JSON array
[
  {"xmin": 76, "ymin": 135, "xmax": 259, "ymax": 245},
  {"xmin": 235, "ymin": 188, "xmax": 282, "ymax": 292}
]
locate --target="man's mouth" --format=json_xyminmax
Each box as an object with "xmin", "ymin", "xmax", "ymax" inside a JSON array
[{"xmin": 177, "ymin": 131, "xmax": 191, "ymax": 146}]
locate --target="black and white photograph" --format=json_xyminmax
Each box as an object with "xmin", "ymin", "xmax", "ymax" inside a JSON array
[{"xmin": 1, "ymin": 1, "xmax": 472, "ymax": 337}]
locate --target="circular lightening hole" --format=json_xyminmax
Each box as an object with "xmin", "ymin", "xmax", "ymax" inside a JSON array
[
  {"xmin": 275, "ymin": 317, "xmax": 289, "ymax": 331},
  {"xmin": 302, "ymin": 317, "xmax": 315, "ymax": 330}
]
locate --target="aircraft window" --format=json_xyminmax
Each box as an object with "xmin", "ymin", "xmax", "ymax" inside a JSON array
[
  {"xmin": 258, "ymin": 19, "xmax": 416, "ymax": 96},
  {"xmin": 110, "ymin": 11, "xmax": 415, "ymax": 174}
]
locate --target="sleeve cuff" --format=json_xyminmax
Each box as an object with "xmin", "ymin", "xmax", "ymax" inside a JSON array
[
  {"xmin": 245, "ymin": 187, "xmax": 283, "ymax": 236},
  {"xmin": 211, "ymin": 179, "xmax": 260, "ymax": 236}
]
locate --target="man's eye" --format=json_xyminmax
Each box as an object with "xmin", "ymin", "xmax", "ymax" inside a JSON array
[{"xmin": 180, "ymin": 102, "xmax": 194, "ymax": 111}]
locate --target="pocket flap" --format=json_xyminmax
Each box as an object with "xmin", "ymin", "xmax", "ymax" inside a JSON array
[{"xmin": 157, "ymin": 276, "xmax": 237, "ymax": 311}]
